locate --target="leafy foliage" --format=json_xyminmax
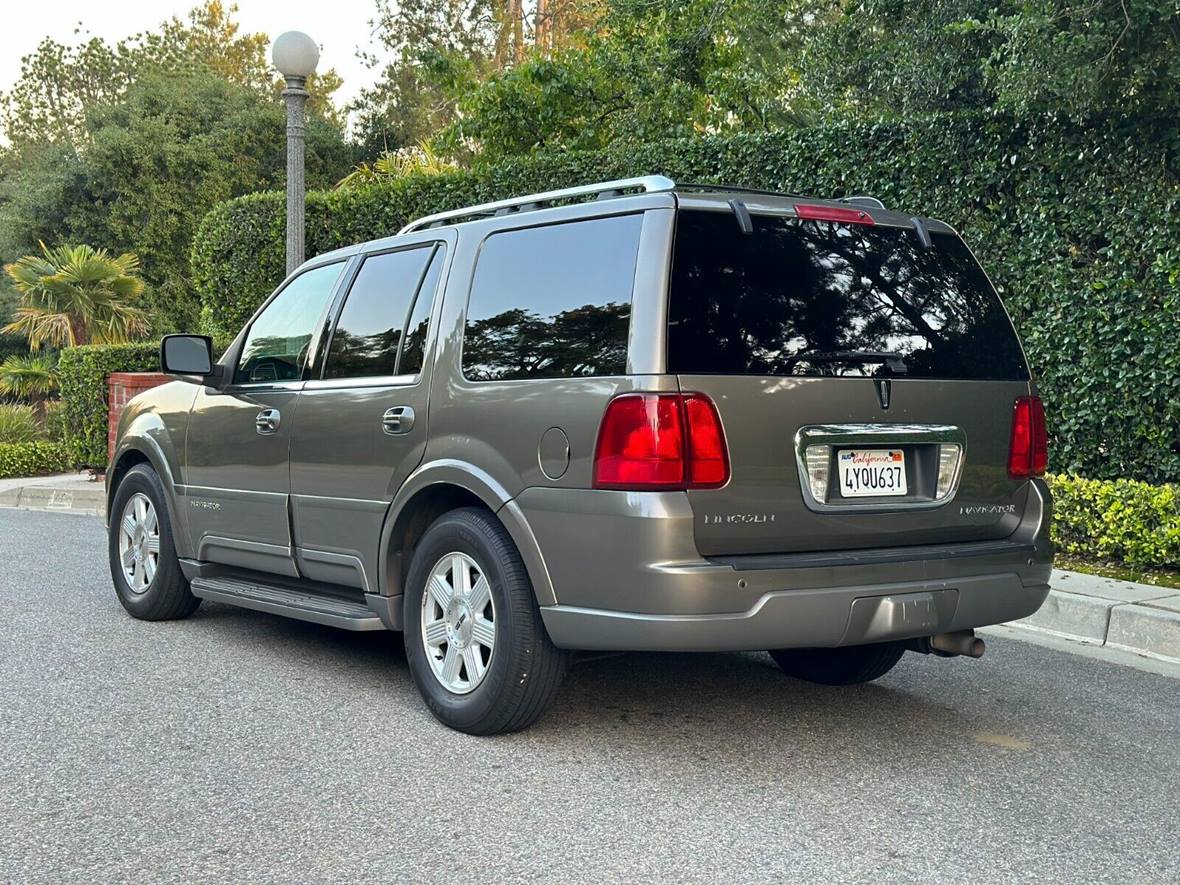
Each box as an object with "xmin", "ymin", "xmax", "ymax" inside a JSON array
[
  {"xmin": 0, "ymin": 5, "xmax": 354, "ymax": 334},
  {"xmin": 57, "ymin": 343, "xmax": 159, "ymax": 468},
  {"xmin": 3, "ymin": 244, "xmax": 148, "ymax": 349},
  {"xmin": 193, "ymin": 111, "xmax": 1180, "ymax": 484},
  {"xmin": 0, "ymin": 353, "xmax": 59, "ymax": 400},
  {"xmin": 1050, "ymin": 474, "xmax": 1180, "ymax": 568},
  {"xmin": 0, "ymin": 441, "xmax": 70, "ymax": 479},
  {"xmin": 0, "ymin": 404, "xmax": 43, "ymax": 444},
  {"xmin": 0, "ymin": 1, "xmax": 342, "ymax": 147}
]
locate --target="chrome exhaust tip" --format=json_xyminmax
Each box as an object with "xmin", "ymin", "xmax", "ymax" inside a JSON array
[{"xmin": 929, "ymin": 630, "xmax": 986, "ymax": 658}]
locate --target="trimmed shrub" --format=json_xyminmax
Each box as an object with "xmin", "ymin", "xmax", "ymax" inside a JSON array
[
  {"xmin": 58, "ymin": 343, "xmax": 159, "ymax": 468},
  {"xmin": 0, "ymin": 404, "xmax": 42, "ymax": 444},
  {"xmin": 0, "ymin": 441, "xmax": 70, "ymax": 479},
  {"xmin": 1049, "ymin": 474, "xmax": 1180, "ymax": 569},
  {"xmin": 193, "ymin": 112, "xmax": 1180, "ymax": 484}
]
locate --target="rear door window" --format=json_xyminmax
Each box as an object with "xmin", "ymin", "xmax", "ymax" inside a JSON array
[
  {"xmin": 462, "ymin": 214, "xmax": 643, "ymax": 381},
  {"xmin": 323, "ymin": 246, "xmax": 435, "ymax": 380},
  {"xmin": 667, "ymin": 209, "xmax": 1028, "ymax": 380}
]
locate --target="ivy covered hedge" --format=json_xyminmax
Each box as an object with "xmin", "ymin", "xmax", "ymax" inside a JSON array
[
  {"xmin": 58, "ymin": 343, "xmax": 160, "ymax": 468},
  {"xmin": 193, "ymin": 112, "xmax": 1180, "ymax": 484},
  {"xmin": 1049, "ymin": 474, "xmax": 1180, "ymax": 569},
  {"xmin": 0, "ymin": 441, "xmax": 71, "ymax": 480}
]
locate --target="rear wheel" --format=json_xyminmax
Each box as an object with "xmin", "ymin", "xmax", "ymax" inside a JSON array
[
  {"xmin": 770, "ymin": 642, "xmax": 906, "ymax": 685},
  {"xmin": 404, "ymin": 507, "xmax": 568, "ymax": 735},
  {"xmin": 108, "ymin": 463, "xmax": 200, "ymax": 621}
]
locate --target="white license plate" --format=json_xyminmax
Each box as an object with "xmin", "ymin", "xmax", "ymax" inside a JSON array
[{"xmin": 837, "ymin": 449, "xmax": 907, "ymax": 497}]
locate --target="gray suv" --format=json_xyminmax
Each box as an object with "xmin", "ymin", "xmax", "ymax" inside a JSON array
[{"xmin": 107, "ymin": 177, "xmax": 1053, "ymax": 734}]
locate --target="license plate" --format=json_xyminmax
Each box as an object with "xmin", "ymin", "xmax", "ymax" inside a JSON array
[{"xmin": 837, "ymin": 449, "xmax": 907, "ymax": 497}]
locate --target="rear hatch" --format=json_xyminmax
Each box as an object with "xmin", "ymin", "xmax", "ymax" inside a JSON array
[{"xmin": 668, "ymin": 202, "xmax": 1033, "ymax": 557}]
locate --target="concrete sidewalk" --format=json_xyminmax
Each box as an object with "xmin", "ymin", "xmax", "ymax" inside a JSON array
[
  {"xmin": 0, "ymin": 473, "xmax": 105, "ymax": 516},
  {"xmin": 0, "ymin": 475, "xmax": 1176, "ymax": 664}
]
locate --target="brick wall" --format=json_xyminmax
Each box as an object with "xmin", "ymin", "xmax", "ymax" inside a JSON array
[{"xmin": 108, "ymin": 373, "xmax": 171, "ymax": 463}]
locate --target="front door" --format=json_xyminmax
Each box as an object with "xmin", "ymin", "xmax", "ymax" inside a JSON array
[
  {"xmin": 289, "ymin": 240, "xmax": 448, "ymax": 592},
  {"xmin": 184, "ymin": 260, "xmax": 347, "ymax": 576}
]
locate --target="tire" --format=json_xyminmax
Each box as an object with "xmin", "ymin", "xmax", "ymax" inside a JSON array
[
  {"xmin": 403, "ymin": 507, "xmax": 568, "ymax": 735},
  {"xmin": 769, "ymin": 641, "xmax": 906, "ymax": 685},
  {"xmin": 108, "ymin": 463, "xmax": 201, "ymax": 621}
]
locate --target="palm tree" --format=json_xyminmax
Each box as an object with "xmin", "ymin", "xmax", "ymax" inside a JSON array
[
  {"xmin": 0, "ymin": 353, "xmax": 60, "ymax": 414},
  {"xmin": 3, "ymin": 243, "xmax": 150, "ymax": 350}
]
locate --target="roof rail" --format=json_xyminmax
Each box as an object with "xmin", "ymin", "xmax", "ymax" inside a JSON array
[
  {"xmin": 677, "ymin": 182, "xmax": 807, "ymax": 200},
  {"xmin": 840, "ymin": 195, "xmax": 886, "ymax": 210},
  {"xmin": 398, "ymin": 175, "xmax": 677, "ymax": 234}
]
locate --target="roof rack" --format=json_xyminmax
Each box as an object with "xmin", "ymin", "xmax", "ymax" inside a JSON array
[
  {"xmin": 398, "ymin": 175, "xmax": 677, "ymax": 234},
  {"xmin": 677, "ymin": 182, "xmax": 807, "ymax": 200},
  {"xmin": 840, "ymin": 195, "xmax": 886, "ymax": 209}
]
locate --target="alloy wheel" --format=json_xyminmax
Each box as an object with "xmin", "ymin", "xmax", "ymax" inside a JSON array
[{"xmin": 421, "ymin": 551, "xmax": 497, "ymax": 694}]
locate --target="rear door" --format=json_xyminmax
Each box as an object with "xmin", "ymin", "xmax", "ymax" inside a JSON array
[
  {"xmin": 667, "ymin": 205, "xmax": 1032, "ymax": 557},
  {"xmin": 287, "ymin": 239, "xmax": 449, "ymax": 591}
]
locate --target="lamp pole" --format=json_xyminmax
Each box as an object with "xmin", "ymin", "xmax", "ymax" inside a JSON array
[{"xmin": 271, "ymin": 31, "xmax": 320, "ymax": 275}]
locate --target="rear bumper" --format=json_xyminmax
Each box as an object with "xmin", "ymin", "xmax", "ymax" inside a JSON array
[{"xmin": 517, "ymin": 481, "xmax": 1053, "ymax": 652}]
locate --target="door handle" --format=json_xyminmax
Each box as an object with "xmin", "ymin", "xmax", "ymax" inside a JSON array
[
  {"xmin": 382, "ymin": 406, "xmax": 415, "ymax": 435},
  {"xmin": 255, "ymin": 408, "xmax": 281, "ymax": 435}
]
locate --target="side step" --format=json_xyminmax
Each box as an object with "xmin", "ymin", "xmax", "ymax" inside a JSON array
[{"xmin": 190, "ymin": 576, "xmax": 387, "ymax": 631}]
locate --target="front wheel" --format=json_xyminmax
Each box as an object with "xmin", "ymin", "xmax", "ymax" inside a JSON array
[
  {"xmin": 770, "ymin": 642, "xmax": 906, "ymax": 685},
  {"xmin": 404, "ymin": 507, "xmax": 568, "ymax": 735},
  {"xmin": 108, "ymin": 463, "xmax": 201, "ymax": 621}
]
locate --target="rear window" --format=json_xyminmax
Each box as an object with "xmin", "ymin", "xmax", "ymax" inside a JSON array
[
  {"xmin": 462, "ymin": 214, "xmax": 642, "ymax": 382},
  {"xmin": 667, "ymin": 209, "xmax": 1028, "ymax": 380}
]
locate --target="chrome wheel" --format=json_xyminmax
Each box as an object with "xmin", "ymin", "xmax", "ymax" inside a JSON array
[
  {"xmin": 421, "ymin": 551, "xmax": 496, "ymax": 695},
  {"xmin": 117, "ymin": 492, "xmax": 160, "ymax": 594}
]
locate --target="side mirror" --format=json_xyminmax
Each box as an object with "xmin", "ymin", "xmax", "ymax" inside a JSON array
[{"xmin": 161, "ymin": 334, "xmax": 214, "ymax": 377}]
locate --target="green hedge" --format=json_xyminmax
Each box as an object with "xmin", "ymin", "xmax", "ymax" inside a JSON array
[
  {"xmin": 0, "ymin": 441, "xmax": 70, "ymax": 479},
  {"xmin": 58, "ymin": 343, "xmax": 160, "ymax": 468},
  {"xmin": 193, "ymin": 112, "xmax": 1180, "ymax": 484},
  {"xmin": 1049, "ymin": 474, "xmax": 1180, "ymax": 569}
]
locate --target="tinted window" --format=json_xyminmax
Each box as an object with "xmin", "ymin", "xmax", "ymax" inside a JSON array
[
  {"xmin": 236, "ymin": 262, "xmax": 343, "ymax": 383},
  {"xmin": 462, "ymin": 214, "xmax": 643, "ymax": 381},
  {"xmin": 323, "ymin": 247, "xmax": 434, "ymax": 379},
  {"xmin": 398, "ymin": 246, "xmax": 445, "ymax": 376},
  {"xmin": 668, "ymin": 210, "xmax": 1028, "ymax": 380}
]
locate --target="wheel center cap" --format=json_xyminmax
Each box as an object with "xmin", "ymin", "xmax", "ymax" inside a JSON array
[{"xmin": 445, "ymin": 598, "xmax": 473, "ymax": 648}]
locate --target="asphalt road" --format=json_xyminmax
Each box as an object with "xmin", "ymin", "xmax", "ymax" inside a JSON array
[{"xmin": 2, "ymin": 509, "xmax": 1178, "ymax": 883}]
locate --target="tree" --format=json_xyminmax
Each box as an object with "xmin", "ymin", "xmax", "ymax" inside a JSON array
[
  {"xmin": 3, "ymin": 243, "xmax": 149, "ymax": 349},
  {"xmin": 433, "ymin": 0, "xmax": 816, "ymax": 161},
  {"xmin": 0, "ymin": 354, "xmax": 60, "ymax": 408},
  {"xmin": 0, "ymin": 2, "xmax": 344, "ymax": 146}
]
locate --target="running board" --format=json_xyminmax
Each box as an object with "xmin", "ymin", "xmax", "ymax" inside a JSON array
[{"xmin": 190, "ymin": 576, "xmax": 387, "ymax": 631}]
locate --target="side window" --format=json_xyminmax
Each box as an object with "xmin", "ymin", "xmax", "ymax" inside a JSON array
[
  {"xmin": 397, "ymin": 246, "xmax": 445, "ymax": 376},
  {"xmin": 236, "ymin": 262, "xmax": 343, "ymax": 384},
  {"xmin": 322, "ymin": 246, "xmax": 434, "ymax": 379},
  {"xmin": 462, "ymin": 214, "xmax": 643, "ymax": 382}
]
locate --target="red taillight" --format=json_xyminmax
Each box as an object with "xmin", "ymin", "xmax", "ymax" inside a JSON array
[
  {"xmin": 593, "ymin": 393, "xmax": 730, "ymax": 490},
  {"xmin": 1008, "ymin": 395, "xmax": 1048, "ymax": 479},
  {"xmin": 794, "ymin": 204, "xmax": 875, "ymax": 225}
]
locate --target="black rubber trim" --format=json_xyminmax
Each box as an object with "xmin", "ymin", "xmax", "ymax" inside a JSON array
[{"xmin": 708, "ymin": 539, "xmax": 1037, "ymax": 571}]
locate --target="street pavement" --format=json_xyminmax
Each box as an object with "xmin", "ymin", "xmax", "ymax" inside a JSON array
[{"xmin": 2, "ymin": 509, "xmax": 1178, "ymax": 883}]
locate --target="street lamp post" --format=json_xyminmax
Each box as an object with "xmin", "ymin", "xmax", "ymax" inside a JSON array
[{"xmin": 271, "ymin": 31, "xmax": 320, "ymax": 275}]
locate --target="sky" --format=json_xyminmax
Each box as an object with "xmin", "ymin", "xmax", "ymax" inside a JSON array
[{"xmin": 0, "ymin": 0, "xmax": 384, "ymax": 109}]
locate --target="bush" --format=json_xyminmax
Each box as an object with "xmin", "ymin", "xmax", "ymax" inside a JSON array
[
  {"xmin": 40, "ymin": 400, "xmax": 68, "ymax": 441},
  {"xmin": 0, "ymin": 441, "xmax": 70, "ymax": 479},
  {"xmin": 1049, "ymin": 474, "xmax": 1180, "ymax": 569},
  {"xmin": 58, "ymin": 343, "xmax": 159, "ymax": 468},
  {"xmin": 0, "ymin": 404, "xmax": 42, "ymax": 443},
  {"xmin": 193, "ymin": 112, "xmax": 1180, "ymax": 484}
]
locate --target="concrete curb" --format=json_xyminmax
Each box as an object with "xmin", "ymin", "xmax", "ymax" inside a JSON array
[
  {"xmin": 1009, "ymin": 569, "xmax": 1180, "ymax": 664},
  {"xmin": 0, "ymin": 474, "xmax": 105, "ymax": 516}
]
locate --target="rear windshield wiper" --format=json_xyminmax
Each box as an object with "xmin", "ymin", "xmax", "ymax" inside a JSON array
[{"xmin": 782, "ymin": 350, "xmax": 909, "ymax": 375}]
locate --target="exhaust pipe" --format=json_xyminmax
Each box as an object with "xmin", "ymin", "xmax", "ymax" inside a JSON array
[{"xmin": 928, "ymin": 630, "xmax": 986, "ymax": 658}]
